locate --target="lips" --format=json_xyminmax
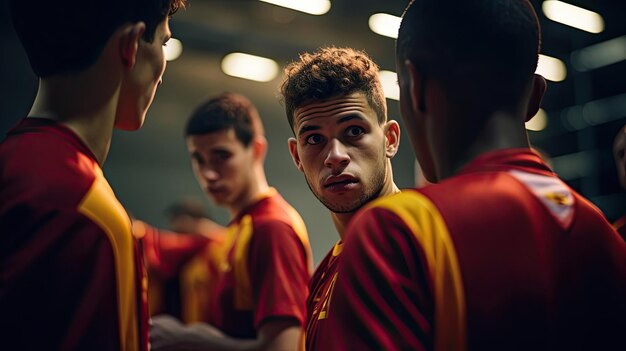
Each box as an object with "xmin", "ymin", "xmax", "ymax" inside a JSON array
[{"xmin": 323, "ymin": 174, "xmax": 359, "ymax": 192}]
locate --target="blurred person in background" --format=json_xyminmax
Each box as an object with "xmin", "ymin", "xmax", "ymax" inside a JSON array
[
  {"xmin": 280, "ymin": 46, "xmax": 401, "ymax": 350},
  {"xmin": 132, "ymin": 198, "xmax": 226, "ymax": 323},
  {"xmin": 0, "ymin": 0, "xmax": 186, "ymax": 350},
  {"xmin": 150, "ymin": 92, "xmax": 312, "ymax": 351}
]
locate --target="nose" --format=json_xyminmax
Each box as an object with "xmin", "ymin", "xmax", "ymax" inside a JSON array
[
  {"xmin": 324, "ymin": 138, "xmax": 350, "ymax": 170},
  {"xmin": 200, "ymin": 166, "xmax": 219, "ymax": 182}
]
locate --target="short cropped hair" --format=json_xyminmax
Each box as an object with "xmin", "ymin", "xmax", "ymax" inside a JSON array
[
  {"xmin": 397, "ymin": 0, "xmax": 540, "ymax": 111},
  {"xmin": 185, "ymin": 92, "xmax": 265, "ymax": 147},
  {"xmin": 9, "ymin": 0, "xmax": 186, "ymax": 77},
  {"xmin": 280, "ymin": 47, "xmax": 387, "ymax": 131}
]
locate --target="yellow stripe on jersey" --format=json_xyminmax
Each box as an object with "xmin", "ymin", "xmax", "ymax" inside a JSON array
[
  {"xmin": 78, "ymin": 167, "xmax": 138, "ymax": 351},
  {"xmin": 374, "ymin": 191, "xmax": 467, "ymax": 351},
  {"xmin": 180, "ymin": 252, "xmax": 210, "ymax": 323},
  {"xmin": 283, "ymin": 203, "xmax": 313, "ymax": 274},
  {"xmin": 233, "ymin": 214, "xmax": 254, "ymax": 310}
]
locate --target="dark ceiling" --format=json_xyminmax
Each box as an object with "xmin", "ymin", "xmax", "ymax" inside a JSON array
[{"xmin": 1, "ymin": 0, "xmax": 625, "ymax": 262}]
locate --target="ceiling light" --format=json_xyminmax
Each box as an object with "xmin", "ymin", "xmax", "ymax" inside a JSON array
[
  {"xmin": 536, "ymin": 54, "xmax": 567, "ymax": 82},
  {"xmin": 571, "ymin": 35, "xmax": 626, "ymax": 71},
  {"xmin": 368, "ymin": 13, "xmax": 401, "ymax": 39},
  {"xmin": 259, "ymin": 0, "xmax": 330, "ymax": 16},
  {"xmin": 221, "ymin": 53, "xmax": 279, "ymax": 82},
  {"xmin": 526, "ymin": 108, "xmax": 547, "ymax": 131},
  {"xmin": 164, "ymin": 38, "xmax": 183, "ymax": 61},
  {"xmin": 542, "ymin": 0, "xmax": 604, "ymax": 34},
  {"xmin": 379, "ymin": 70, "xmax": 399, "ymax": 101}
]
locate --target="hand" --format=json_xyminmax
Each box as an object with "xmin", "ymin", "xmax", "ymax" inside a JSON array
[{"xmin": 150, "ymin": 315, "xmax": 188, "ymax": 351}]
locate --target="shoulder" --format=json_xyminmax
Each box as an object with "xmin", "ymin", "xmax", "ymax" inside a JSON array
[
  {"xmin": 1, "ymin": 130, "xmax": 98, "ymax": 208},
  {"xmin": 248, "ymin": 192, "xmax": 306, "ymax": 239}
]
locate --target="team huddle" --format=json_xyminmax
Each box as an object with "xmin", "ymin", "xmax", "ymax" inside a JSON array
[{"xmin": 1, "ymin": 0, "xmax": 625, "ymax": 351}]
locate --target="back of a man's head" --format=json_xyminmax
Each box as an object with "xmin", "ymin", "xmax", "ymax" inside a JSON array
[
  {"xmin": 397, "ymin": 0, "xmax": 540, "ymax": 113},
  {"xmin": 9, "ymin": 0, "xmax": 186, "ymax": 78},
  {"xmin": 185, "ymin": 92, "xmax": 265, "ymax": 147}
]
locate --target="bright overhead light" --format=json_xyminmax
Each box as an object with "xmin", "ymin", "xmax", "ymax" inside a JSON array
[
  {"xmin": 571, "ymin": 35, "xmax": 626, "ymax": 71},
  {"xmin": 536, "ymin": 54, "xmax": 567, "ymax": 82},
  {"xmin": 542, "ymin": 0, "xmax": 604, "ymax": 34},
  {"xmin": 164, "ymin": 38, "xmax": 183, "ymax": 61},
  {"xmin": 368, "ymin": 13, "xmax": 401, "ymax": 39},
  {"xmin": 221, "ymin": 53, "xmax": 279, "ymax": 82},
  {"xmin": 259, "ymin": 0, "xmax": 330, "ymax": 16},
  {"xmin": 379, "ymin": 70, "xmax": 399, "ymax": 101},
  {"xmin": 526, "ymin": 108, "xmax": 548, "ymax": 131}
]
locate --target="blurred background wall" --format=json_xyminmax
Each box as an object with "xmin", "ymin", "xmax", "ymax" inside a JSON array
[{"xmin": 2, "ymin": 0, "xmax": 625, "ymax": 263}]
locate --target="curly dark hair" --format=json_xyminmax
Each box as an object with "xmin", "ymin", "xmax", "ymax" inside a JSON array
[{"xmin": 280, "ymin": 47, "xmax": 387, "ymax": 131}]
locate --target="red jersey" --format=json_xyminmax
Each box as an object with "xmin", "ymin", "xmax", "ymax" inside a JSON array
[
  {"xmin": 207, "ymin": 188, "xmax": 312, "ymax": 338},
  {"xmin": 0, "ymin": 118, "xmax": 149, "ymax": 350},
  {"xmin": 134, "ymin": 221, "xmax": 225, "ymax": 323},
  {"xmin": 304, "ymin": 240, "xmax": 342, "ymax": 350},
  {"xmin": 322, "ymin": 148, "xmax": 626, "ymax": 351}
]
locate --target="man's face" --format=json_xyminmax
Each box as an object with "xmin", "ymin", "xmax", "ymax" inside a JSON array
[
  {"xmin": 187, "ymin": 129, "xmax": 254, "ymax": 209},
  {"xmin": 116, "ymin": 18, "xmax": 171, "ymax": 130},
  {"xmin": 614, "ymin": 128, "xmax": 626, "ymax": 189},
  {"xmin": 288, "ymin": 92, "xmax": 389, "ymax": 213}
]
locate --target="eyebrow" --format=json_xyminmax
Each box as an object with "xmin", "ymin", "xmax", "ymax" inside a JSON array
[
  {"xmin": 337, "ymin": 114, "xmax": 364, "ymax": 124},
  {"xmin": 297, "ymin": 125, "xmax": 320, "ymax": 137}
]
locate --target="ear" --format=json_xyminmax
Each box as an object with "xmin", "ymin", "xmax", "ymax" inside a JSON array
[
  {"xmin": 118, "ymin": 22, "xmax": 146, "ymax": 69},
  {"xmin": 288, "ymin": 138, "xmax": 304, "ymax": 172},
  {"xmin": 404, "ymin": 59, "xmax": 424, "ymax": 114},
  {"xmin": 383, "ymin": 120, "xmax": 400, "ymax": 158},
  {"xmin": 525, "ymin": 74, "xmax": 547, "ymax": 122},
  {"xmin": 252, "ymin": 136, "xmax": 268, "ymax": 162}
]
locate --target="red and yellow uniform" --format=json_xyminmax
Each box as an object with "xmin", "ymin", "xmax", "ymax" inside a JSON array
[
  {"xmin": 322, "ymin": 148, "xmax": 626, "ymax": 351},
  {"xmin": 0, "ymin": 118, "xmax": 149, "ymax": 350},
  {"xmin": 134, "ymin": 221, "xmax": 225, "ymax": 323},
  {"xmin": 304, "ymin": 240, "xmax": 342, "ymax": 350},
  {"xmin": 207, "ymin": 188, "xmax": 312, "ymax": 338}
]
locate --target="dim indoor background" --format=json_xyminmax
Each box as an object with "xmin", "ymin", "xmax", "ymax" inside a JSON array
[{"xmin": 2, "ymin": 0, "xmax": 625, "ymax": 263}]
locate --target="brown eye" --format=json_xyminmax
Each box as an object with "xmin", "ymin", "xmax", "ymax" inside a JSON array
[
  {"xmin": 346, "ymin": 126, "xmax": 365, "ymax": 137},
  {"xmin": 306, "ymin": 134, "xmax": 325, "ymax": 145}
]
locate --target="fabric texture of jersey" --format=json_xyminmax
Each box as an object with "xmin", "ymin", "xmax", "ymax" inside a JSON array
[
  {"xmin": 304, "ymin": 240, "xmax": 342, "ymax": 350},
  {"xmin": 0, "ymin": 118, "xmax": 149, "ymax": 351},
  {"xmin": 134, "ymin": 221, "xmax": 225, "ymax": 323},
  {"xmin": 322, "ymin": 148, "xmax": 626, "ymax": 351},
  {"xmin": 206, "ymin": 188, "xmax": 312, "ymax": 338}
]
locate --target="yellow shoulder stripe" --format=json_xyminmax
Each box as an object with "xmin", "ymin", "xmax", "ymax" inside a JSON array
[
  {"xmin": 78, "ymin": 168, "xmax": 137, "ymax": 351},
  {"xmin": 373, "ymin": 191, "xmax": 467, "ymax": 351}
]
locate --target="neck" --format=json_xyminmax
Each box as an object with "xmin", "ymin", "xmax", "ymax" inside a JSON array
[
  {"xmin": 438, "ymin": 111, "xmax": 530, "ymax": 180},
  {"xmin": 228, "ymin": 164, "xmax": 270, "ymax": 218},
  {"xmin": 332, "ymin": 162, "xmax": 400, "ymax": 240},
  {"xmin": 28, "ymin": 61, "xmax": 122, "ymax": 165}
]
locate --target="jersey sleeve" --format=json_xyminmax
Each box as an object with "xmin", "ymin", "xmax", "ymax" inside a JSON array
[
  {"xmin": 136, "ymin": 221, "xmax": 209, "ymax": 279},
  {"xmin": 319, "ymin": 206, "xmax": 435, "ymax": 350},
  {"xmin": 247, "ymin": 220, "xmax": 309, "ymax": 329},
  {"xmin": 320, "ymin": 190, "xmax": 468, "ymax": 351}
]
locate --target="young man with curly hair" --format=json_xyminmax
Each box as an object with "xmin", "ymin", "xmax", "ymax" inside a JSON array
[
  {"xmin": 0, "ymin": 1, "xmax": 185, "ymax": 350},
  {"xmin": 280, "ymin": 47, "xmax": 401, "ymax": 350}
]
